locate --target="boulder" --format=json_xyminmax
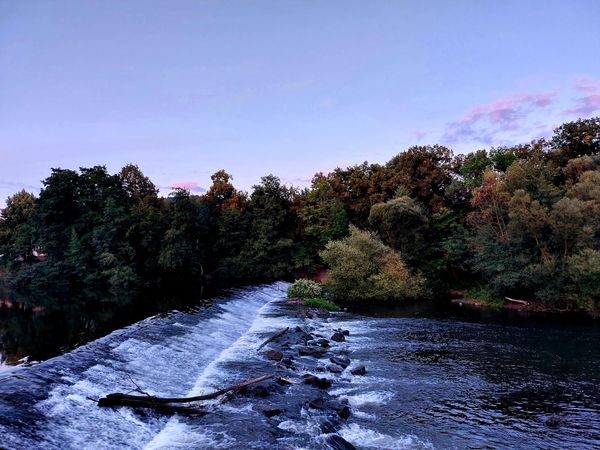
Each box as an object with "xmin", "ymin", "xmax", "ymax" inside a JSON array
[
  {"xmin": 256, "ymin": 406, "xmax": 285, "ymax": 417},
  {"xmin": 330, "ymin": 400, "xmax": 351, "ymax": 420},
  {"xmin": 330, "ymin": 356, "xmax": 351, "ymax": 368},
  {"xmin": 327, "ymin": 365, "xmax": 342, "ymax": 374},
  {"xmin": 331, "ymin": 332, "xmax": 345, "ymax": 342},
  {"xmin": 265, "ymin": 350, "xmax": 283, "ymax": 361},
  {"xmin": 302, "ymin": 374, "xmax": 332, "ymax": 389},
  {"xmin": 299, "ymin": 347, "xmax": 324, "ymax": 357},
  {"xmin": 326, "ymin": 435, "xmax": 356, "ymax": 450},
  {"xmin": 247, "ymin": 385, "xmax": 270, "ymax": 397},
  {"xmin": 350, "ymin": 365, "xmax": 366, "ymax": 376},
  {"xmin": 308, "ymin": 398, "xmax": 325, "ymax": 410}
]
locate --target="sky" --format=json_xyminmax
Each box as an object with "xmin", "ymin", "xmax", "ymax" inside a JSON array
[{"xmin": 1, "ymin": 0, "xmax": 599, "ymax": 200}]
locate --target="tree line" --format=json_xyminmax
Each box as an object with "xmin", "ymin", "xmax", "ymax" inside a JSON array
[{"xmin": 1, "ymin": 117, "xmax": 599, "ymax": 311}]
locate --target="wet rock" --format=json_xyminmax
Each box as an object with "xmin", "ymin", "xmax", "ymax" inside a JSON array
[
  {"xmin": 330, "ymin": 399, "xmax": 351, "ymax": 420},
  {"xmin": 327, "ymin": 365, "xmax": 342, "ymax": 374},
  {"xmin": 256, "ymin": 405, "xmax": 285, "ymax": 417},
  {"xmin": 247, "ymin": 385, "xmax": 270, "ymax": 397},
  {"xmin": 341, "ymin": 329, "xmax": 350, "ymax": 336},
  {"xmin": 350, "ymin": 365, "xmax": 366, "ymax": 376},
  {"xmin": 303, "ymin": 374, "xmax": 332, "ymax": 389},
  {"xmin": 316, "ymin": 338, "xmax": 331, "ymax": 348},
  {"xmin": 546, "ymin": 415, "xmax": 563, "ymax": 428},
  {"xmin": 316, "ymin": 366, "xmax": 326, "ymax": 372},
  {"xmin": 308, "ymin": 398, "xmax": 325, "ymax": 410},
  {"xmin": 299, "ymin": 347, "xmax": 324, "ymax": 357},
  {"xmin": 331, "ymin": 332, "xmax": 345, "ymax": 342},
  {"xmin": 280, "ymin": 356, "xmax": 295, "ymax": 368},
  {"xmin": 316, "ymin": 309, "xmax": 331, "ymax": 319},
  {"xmin": 265, "ymin": 350, "xmax": 283, "ymax": 361},
  {"xmin": 320, "ymin": 419, "xmax": 337, "ymax": 433},
  {"xmin": 330, "ymin": 356, "xmax": 351, "ymax": 368},
  {"xmin": 326, "ymin": 435, "xmax": 356, "ymax": 450}
]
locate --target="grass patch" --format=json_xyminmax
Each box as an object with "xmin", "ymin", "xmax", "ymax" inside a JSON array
[
  {"xmin": 304, "ymin": 297, "xmax": 341, "ymax": 312},
  {"xmin": 465, "ymin": 286, "xmax": 505, "ymax": 308}
]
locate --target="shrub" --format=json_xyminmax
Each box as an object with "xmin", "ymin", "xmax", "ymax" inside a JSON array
[
  {"xmin": 287, "ymin": 278, "xmax": 322, "ymax": 299},
  {"xmin": 304, "ymin": 297, "xmax": 341, "ymax": 312},
  {"xmin": 465, "ymin": 286, "xmax": 505, "ymax": 308},
  {"xmin": 319, "ymin": 225, "xmax": 425, "ymax": 302}
]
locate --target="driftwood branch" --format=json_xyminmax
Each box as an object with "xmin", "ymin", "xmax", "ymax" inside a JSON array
[
  {"xmin": 98, "ymin": 374, "xmax": 273, "ymax": 411},
  {"xmin": 257, "ymin": 327, "xmax": 289, "ymax": 351},
  {"xmin": 505, "ymin": 296, "xmax": 529, "ymax": 305}
]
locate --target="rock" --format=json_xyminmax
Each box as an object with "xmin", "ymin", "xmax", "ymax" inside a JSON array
[
  {"xmin": 315, "ymin": 366, "xmax": 326, "ymax": 372},
  {"xmin": 350, "ymin": 365, "xmax": 366, "ymax": 376},
  {"xmin": 281, "ymin": 356, "xmax": 295, "ymax": 367},
  {"xmin": 317, "ymin": 338, "xmax": 330, "ymax": 348},
  {"xmin": 545, "ymin": 415, "xmax": 562, "ymax": 428},
  {"xmin": 265, "ymin": 350, "xmax": 283, "ymax": 361},
  {"xmin": 299, "ymin": 347, "xmax": 324, "ymax": 357},
  {"xmin": 327, "ymin": 365, "xmax": 342, "ymax": 374},
  {"xmin": 330, "ymin": 400, "xmax": 351, "ymax": 420},
  {"xmin": 308, "ymin": 398, "xmax": 325, "ymax": 409},
  {"xmin": 326, "ymin": 435, "xmax": 356, "ymax": 450},
  {"xmin": 247, "ymin": 385, "xmax": 270, "ymax": 397},
  {"xmin": 303, "ymin": 374, "xmax": 332, "ymax": 389},
  {"xmin": 330, "ymin": 356, "xmax": 351, "ymax": 368},
  {"xmin": 276, "ymin": 377, "xmax": 294, "ymax": 385},
  {"xmin": 256, "ymin": 406, "xmax": 285, "ymax": 417},
  {"xmin": 331, "ymin": 332, "xmax": 345, "ymax": 342},
  {"xmin": 316, "ymin": 309, "xmax": 331, "ymax": 319},
  {"xmin": 320, "ymin": 420, "xmax": 337, "ymax": 433}
]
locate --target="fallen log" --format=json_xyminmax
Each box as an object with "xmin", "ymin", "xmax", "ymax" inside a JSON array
[
  {"xmin": 98, "ymin": 374, "xmax": 273, "ymax": 411},
  {"xmin": 505, "ymin": 296, "xmax": 529, "ymax": 305},
  {"xmin": 257, "ymin": 327, "xmax": 289, "ymax": 351}
]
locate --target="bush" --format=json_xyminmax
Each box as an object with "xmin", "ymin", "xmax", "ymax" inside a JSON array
[
  {"xmin": 465, "ymin": 286, "xmax": 505, "ymax": 308},
  {"xmin": 319, "ymin": 225, "xmax": 425, "ymax": 302},
  {"xmin": 287, "ymin": 278, "xmax": 322, "ymax": 299},
  {"xmin": 304, "ymin": 297, "xmax": 341, "ymax": 312}
]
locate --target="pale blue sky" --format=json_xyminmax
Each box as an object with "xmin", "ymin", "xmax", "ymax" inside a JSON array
[{"xmin": 1, "ymin": 0, "xmax": 599, "ymax": 199}]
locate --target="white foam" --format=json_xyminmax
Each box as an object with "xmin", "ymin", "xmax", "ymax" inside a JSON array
[
  {"xmin": 339, "ymin": 423, "xmax": 434, "ymax": 450},
  {"xmin": 145, "ymin": 419, "xmax": 235, "ymax": 450},
  {"xmin": 342, "ymin": 390, "xmax": 395, "ymax": 408},
  {"xmin": 30, "ymin": 283, "xmax": 288, "ymax": 450}
]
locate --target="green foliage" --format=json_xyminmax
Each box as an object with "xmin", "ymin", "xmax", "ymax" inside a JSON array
[
  {"xmin": 320, "ymin": 226, "xmax": 425, "ymax": 302},
  {"xmin": 287, "ymin": 278, "xmax": 323, "ymax": 299},
  {"xmin": 2, "ymin": 116, "xmax": 600, "ymax": 312},
  {"xmin": 465, "ymin": 286, "xmax": 505, "ymax": 308},
  {"xmin": 303, "ymin": 297, "xmax": 340, "ymax": 311},
  {"xmin": 368, "ymin": 196, "xmax": 428, "ymax": 264}
]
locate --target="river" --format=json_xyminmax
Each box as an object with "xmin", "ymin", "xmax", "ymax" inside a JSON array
[{"xmin": 0, "ymin": 282, "xmax": 599, "ymax": 449}]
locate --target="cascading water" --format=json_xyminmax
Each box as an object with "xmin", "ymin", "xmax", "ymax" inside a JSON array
[{"xmin": 1, "ymin": 281, "xmax": 599, "ymax": 449}]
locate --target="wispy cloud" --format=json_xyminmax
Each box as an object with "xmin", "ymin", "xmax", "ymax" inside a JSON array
[
  {"xmin": 443, "ymin": 91, "xmax": 556, "ymax": 144},
  {"xmin": 573, "ymin": 76, "xmax": 600, "ymax": 94},
  {"xmin": 565, "ymin": 77, "xmax": 600, "ymax": 116}
]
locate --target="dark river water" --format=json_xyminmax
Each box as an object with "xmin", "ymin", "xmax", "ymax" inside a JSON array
[{"xmin": 0, "ymin": 282, "xmax": 599, "ymax": 449}]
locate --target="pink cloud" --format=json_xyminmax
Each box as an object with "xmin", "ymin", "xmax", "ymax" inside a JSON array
[
  {"xmin": 170, "ymin": 180, "xmax": 206, "ymax": 193},
  {"xmin": 565, "ymin": 77, "xmax": 600, "ymax": 116},
  {"xmin": 443, "ymin": 91, "xmax": 556, "ymax": 144},
  {"xmin": 573, "ymin": 76, "xmax": 600, "ymax": 94},
  {"xmin": 565, "ymin": 94, "xmax": 600, "ymax": 116}
]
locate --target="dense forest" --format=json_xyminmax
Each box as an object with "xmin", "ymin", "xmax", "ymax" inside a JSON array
[{"xmin": 1, "ymin": 117, "xmax": 599, "ymax": 312}]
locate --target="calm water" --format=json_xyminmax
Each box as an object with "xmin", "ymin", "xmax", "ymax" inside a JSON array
[{"xmin": 0, "ymin": 282, "xmax": 598, "ymax": 449}]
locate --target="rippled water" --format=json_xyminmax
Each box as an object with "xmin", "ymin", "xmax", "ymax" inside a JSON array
[{"xmin": 0, "ymin": 282, "xmax": 599, "ymax": 449}]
